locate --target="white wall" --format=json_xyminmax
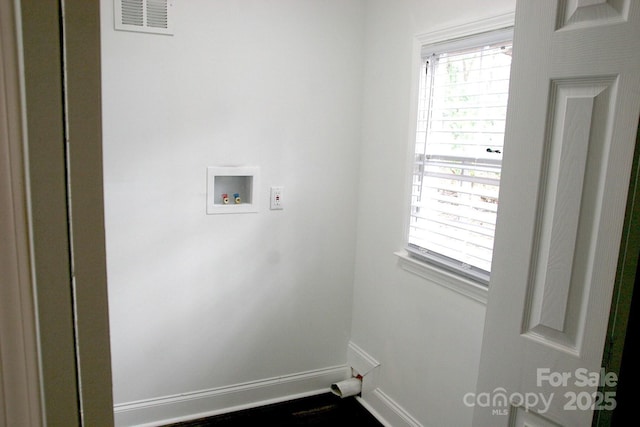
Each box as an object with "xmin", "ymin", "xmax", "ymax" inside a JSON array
[
  {"xmin": 100, "ymin": 0, "xmax": 365, "ymax": 417},
  {"xmin": 350, "ymin": 1, "xmax": 515, "ymax": 426},
  {"xmin": 102, "ymin": 0, "xmax": 523, "ymax": 425}
]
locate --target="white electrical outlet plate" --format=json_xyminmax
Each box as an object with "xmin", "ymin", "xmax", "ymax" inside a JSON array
[{"xmin": 270, "ymin": 186, "xmax": 283, "ymax": 210}]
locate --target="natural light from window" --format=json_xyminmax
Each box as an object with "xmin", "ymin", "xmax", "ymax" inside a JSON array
[{"xmin": 408, "ymin": 39, "xmax": 512, "ymax": 282}]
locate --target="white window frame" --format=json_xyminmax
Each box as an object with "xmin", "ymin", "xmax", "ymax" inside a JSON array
[{"xmin": 397, "ymin": 13, "xmax": 515, "ymax": 303}]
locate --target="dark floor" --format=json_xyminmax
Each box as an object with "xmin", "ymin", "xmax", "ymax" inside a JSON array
[{"xmin": 163, "ymin": 393, "xmax": 384, "ymax": 426}]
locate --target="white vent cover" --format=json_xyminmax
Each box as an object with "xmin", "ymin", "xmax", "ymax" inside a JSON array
[{"xmin": 115, "ymin": 0, "xmax": 173, "ymax": 35}]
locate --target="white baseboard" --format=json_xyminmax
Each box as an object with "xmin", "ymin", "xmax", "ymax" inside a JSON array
[
  {"xmin": 114, "ymin": 365, "xmax": 350, "ymax": 427},
  {"xmin": 358, "ymin": 388, "xmax": 423, "ymax": 427},
  {"xmin": 347, "ymin": 341, "xmax": 381, "ymax": 395},
  {"xmin": 347, "ymin": 341, "xmax": 380, "ymax": 376}
]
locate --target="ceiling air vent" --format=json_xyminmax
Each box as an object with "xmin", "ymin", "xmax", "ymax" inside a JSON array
[{"xmin": 115, "ymin": 0, "xmax": 173, "ymax": 35}]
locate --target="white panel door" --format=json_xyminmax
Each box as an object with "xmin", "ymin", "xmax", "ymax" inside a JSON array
[{"xmin": 474, "ymin": 1, "xmax": 640, "ymax": 426}]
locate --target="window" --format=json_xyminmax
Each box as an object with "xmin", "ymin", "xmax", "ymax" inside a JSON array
[{"xmin": 407, "ymin": 29, "xmax": 513, "ymax": 284}]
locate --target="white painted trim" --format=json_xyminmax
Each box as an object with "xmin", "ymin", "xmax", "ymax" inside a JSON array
[
  {"xmin": 114, "ymin": 365, "xmax": 351, "ymax": 427},
  {"xmin": 416, "ymin": 11, "xmax": 515, "ymax": 46},
  {"xmin": 357, "ymin": 388, "xmax": 423, "ymax": 427},
  {"xmin": 347, "ymin": 341, "xmax": 381, "ymax": 394},
  {"xmin": 395, "ymin": 251, "xmax": 488, "ymax": 304},
  {"xmin": 347, "ymin": 341, "xmax": 380, "ymax": 376},
  {"xmin": 0, "ymin": 0, "xmax": 43, "ymax": 424}
]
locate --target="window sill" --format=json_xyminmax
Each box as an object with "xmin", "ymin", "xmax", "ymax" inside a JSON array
[{"xmin": 394, "ymin": 250, "xmax": 488, "ymax": 305}]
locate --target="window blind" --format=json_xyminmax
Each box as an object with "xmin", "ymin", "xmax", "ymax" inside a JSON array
[{"xmin": 408, "ymin": 38, "xmax": 512, "ymax": 283}]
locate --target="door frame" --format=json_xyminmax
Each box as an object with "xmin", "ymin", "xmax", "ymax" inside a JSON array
[
  {"xmin": 595, "ymin": 119, "xmax": 640, "ymax": 426},
  {"xmin": 0, "ymin": 0, "xmax": 43, "ymax": 424},
  {"xmin": 7, "ymin": 0, "xmax": 114, "ymax": 425}
]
